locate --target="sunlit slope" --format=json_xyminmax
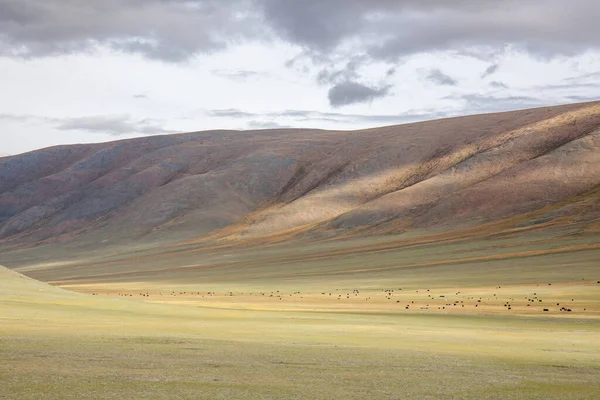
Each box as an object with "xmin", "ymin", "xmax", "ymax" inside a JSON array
[
  {"xmin": 247, "ymin": 105, "xmax": 600, "ymax": 236},
  {"xmin": 0, "ymin": 265, "xmax": 217, "ymax": 334},
  {"xmin": 0, "ymin": 264, "xmax": 78, "ymax": 302},
  {"xmin": 1, "ymin": 101, "xmax": 600, "ymax": 250},
  {"xmin": 0, "ymin": 264, "xmax": 141, "ymax": 331}
]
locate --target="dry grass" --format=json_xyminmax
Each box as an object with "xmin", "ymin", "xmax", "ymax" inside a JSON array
[{"xmin": 2, "ymin": 225, "xmax": 600, "ymax": 399}]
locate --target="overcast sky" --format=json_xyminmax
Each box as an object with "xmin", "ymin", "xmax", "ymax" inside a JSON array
[{"xmin": 1, "ymin": 0, "xmax": 599, "ymax": 156}]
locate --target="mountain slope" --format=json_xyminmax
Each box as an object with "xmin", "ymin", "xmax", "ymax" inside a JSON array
[{"xmin": 1, "ymin": 101, "xmax": 600, "ymax": 249}]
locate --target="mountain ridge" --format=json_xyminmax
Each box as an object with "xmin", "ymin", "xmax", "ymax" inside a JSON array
[{"xmin": 1, "ymin": 101, "xmax": 600, "ymax": 250}]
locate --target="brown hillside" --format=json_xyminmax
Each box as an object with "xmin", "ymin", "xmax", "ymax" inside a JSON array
[{"xmin": 1, "ymin": 101, "xmax": 600, "ymax": 250}]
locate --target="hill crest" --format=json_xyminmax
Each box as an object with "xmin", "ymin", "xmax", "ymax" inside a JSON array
[{"xmin": 1, "ymin": 101, "xmax": 600, "ymax": 250}]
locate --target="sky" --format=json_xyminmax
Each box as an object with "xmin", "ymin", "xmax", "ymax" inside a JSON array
[{"xmin": 1, "ymin": 1, "xmax": 599, "ymax": 156}]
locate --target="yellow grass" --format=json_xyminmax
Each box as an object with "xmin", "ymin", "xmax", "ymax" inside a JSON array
[{"xmin": 2, "ymin": 226, "xmax": 600, "ymax": 399}]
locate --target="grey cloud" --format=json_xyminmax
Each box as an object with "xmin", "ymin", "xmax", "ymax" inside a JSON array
[
  {"xmin": 0, "ymin": 114, "xmax": 43, "ymax": 123},
  {"xmin": 565, "ymin": 95, "xmax": 600, "ymax": 103},
  {"xmin": 532, "ymin": 74, "xmax": 600, "ymax": 98},
  {"xmin": 317, "ymin": 67, "xmax": 353, "ymax": 86},
  {"xmin": 328, "ymin": 81, "xmax": 391, "ymax": 107},
  {"xmin": 489, "ymin": 81, "xmax": 509, "ymax": 89},
  {"xmin": 0, "ymin": 113, "xmax": 64, "ymax": 126},
  {"xmin": 564, "ymin": 71, "xmax": 600, "ymax": 82},
  {"xmin": 0, "ymin": 0, "xmax": 259, "ymax": 61},
  {"xmin": 208, "ymin": 109, "xmax": 256, "ymax": 118},
  {"xmin": 55, "ymin": 115, "xmax": 176, "ymax": 136},
  {"xmin": 316, "ymin": 56, "xmax": 366, "ymax": 85},
  {"xmin": 302, "ymin": 110, "xmax": 444, "ymax": 125},
  {"xmin": 212, "ymin": 70, "xmax": 267, "ymax": 81},
  {"xmin": 2, "ymin": 1, "xmax": 599, "ymax": 63},
  {"xmin": 262, "ymin": 1, "xmax": 600, "ymax": 61},
  {"xmin": 260, "ymin": 1, "xmax": 369, "ymax": 52},
  {"xmin": 205, "ymin": 108, "xmax": 443, "ymax": 126},
  {"xmin": 247, "ymin": 121, "xmax": 289, "ymax": 129},
  {"xmin": 0, "ymin": 113, "xmax": 176, "ymax": 136},
  {"xmin": 449, "ymin": 93, "xmax": 549, "ymax": 114},
  {"xmin": 533, "ymin": 82, "xmax": 600, "ymax": 91},
  {"xmin": 426, "ymin": 69, "xmax": 457, "ymax": 86},
  {"xmin": 482, "ymin": 64, "xmax": 499, "ymax": 78}
]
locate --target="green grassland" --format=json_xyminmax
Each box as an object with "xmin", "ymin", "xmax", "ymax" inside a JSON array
[{"xmin": 1, "ymin": 225, "xmax": 600, "ymax": 399}]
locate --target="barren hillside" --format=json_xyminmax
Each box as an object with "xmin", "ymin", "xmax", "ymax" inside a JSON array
[{"xmin": 1, "ymin": 101, "xmax": 600, "ymax": 250}]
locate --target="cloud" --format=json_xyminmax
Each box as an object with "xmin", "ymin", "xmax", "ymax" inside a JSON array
[
  {"xmin": 205, "ymin": 108, "xmax": 444, "ymax": 126},
  {"xmin": 533, "ymin": 82, "xmax": 600, "ymax": 91},
  {"xmin": 328, "ymin": 81, "xmax": 391, "ymax": 107},
  {"xmin": 564, "ymin": 95, "xmax": 600, "ymax": 103},
  {"xmin": 2, "ymin": 1, "xmax": 598, "ymax": 108},
  {"xmin": 247, "ymin": 121, "xmax": 289, "ymax": 129},
  {"xmin": 448, "ymin": 93, "xmax": 548, "ymax": 113},
  {"xmin": 212, "ymin": 70, "xmax": 267, "ymax": 81},
  {"xmin": 564, "ymin": 71, "xmax": 600, "ymax": 82},
  {"xmin": 13, "ymin": 109, "xmax": 430, "ymax": 130},
  {"xmin": 2, "ymin": 1, "xmax": 599, "ymax": 63},
  {"xmin": 426, "ymin": 69, "xmax": 457, "ymax": 86},
  {"xmin": 207, "ymin": 109, "xmax": 256, "ymax": 118},
  {"xmin": 261, "ymin": 1, "xmax": 600, "ymax": 61},
  {"xmin": 0, "ymin": 0, "xmax": 259, "ymax": 62},
  {"xmin": 489, "ymin": 81, "xmax": 509, "ymax": 89},
  {"xmin": 0, "ymin": 114, "xmax": 43, "ymax": 123},
  {"xmin": 316, "ymin": 56, "xmax": 366, "ymax": 85},
  {"xmin": 481, "ymin": 64, "xmax": 499, "ymax": 78},
  {"xmin": 55, "ymin": 115, "xmax": 176, "ymax": 136}
]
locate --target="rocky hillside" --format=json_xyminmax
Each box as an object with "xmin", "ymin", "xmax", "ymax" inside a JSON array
[{"xmin": 1, "ymin": 101, "xmax": 600, "ymax": 248}]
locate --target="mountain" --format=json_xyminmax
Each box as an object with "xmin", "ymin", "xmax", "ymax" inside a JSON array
[{"xmin": 1, "ymin": 101, "xmax": 600, "ymax": 251}]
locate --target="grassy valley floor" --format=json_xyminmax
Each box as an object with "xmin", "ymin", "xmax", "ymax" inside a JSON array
[{"xmin": 1, "ymin": 227, "xmax": 600, "ymax": 399}]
